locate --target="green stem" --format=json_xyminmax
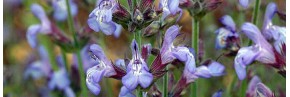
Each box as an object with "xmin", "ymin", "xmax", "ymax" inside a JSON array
[
  {"xmin": 138, "ymin": 87, "xmax": 143, "ymax": 97},
  {"xmin": 163, "ymin": 66, "xmax": 168, "ymax": 97},
  {"xmin": 65, "ymin": 0, "xmax": 88, "ymax": 96},
  {"xmin": 76, "ymin": 50, "xmax": 88, "ymax": 97},
  {"xmin": 135, "ymin": 30, "xmax": 142, "ymax": 48},
  {"xmin": 105, "ymin": 79, "xmax": 114, "ymax": 97},
  {"xmin": 190, "ymin": 18, "xmax": 199, "ymax": 97},
  {"xmin": 240, "ymin": 79, "xmax": 247, "ymax": 97},
  {"xmin": 248, "ymin": 0, "xmax": 261, "ymax": 45},
  {"xmin": 252, "ymin": 0, "xmax": 261, "ymax": 25}
]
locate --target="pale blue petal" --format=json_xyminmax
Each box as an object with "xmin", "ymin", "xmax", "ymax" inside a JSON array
[
  {"xmin": 138, "ymin": 69, "xmax": 153, "ymax": 88},
  {"xmin": 26, "ymin": 25, "xmax": 41, "ymax": 48},
  {"xmin": 194, "ymin": 66, "xmax": 211, "ymax": 78},
  {"xmin": 64, "ymin": 87, "xmax": 76, "ymax": 97},
  {"xmin": 207, "ymin": 61, "xmax": 225, "ymax": 76},
  {"xmin": 256, "ymin": 83, "xmax": 273, "ymax": 97},
  {"xmin": 86, "ymin": 81, "xmax": 101, "ymax": 95},
  {"xmin": 88, "ymin": 17, "xmax": 100, "ymax": 32},
  {"xmin": 262, "ymin": 3, "xmax": 277, "ymax": 39},
  {"xmin": 234, "ymin": 46, "xmax": 260, "ymax": 80},
  {"xmin": 113, "ymin": 23, "xmax": 122, "ymax": 38},
  {"xmin": 220, "ymin": 15, "xmax": 236, "ymax": 31},
  {"xmin": 246, "ymin": 76, "xmax": 261, "ymax": 96},
  {"xmin": 86, "ymin": 66, "xmax": 105, "ymax": 95},
  {"xmin": 119, "ymin": 86, "xmax": 136, "ymax": 97},
  {"xmin": 241, "ymin": 23, "xmax": 269, "ymax": 46},
  {"xmin": 31, "ymin": 4, "xmax": 47, "ymax": 23},
  {"xmin": 90, "ymin": 44, "xmax": 108, "ymax": 62},
  {"xmin": 215, "ymin": 28, "xmax": 232, "ymax": 49},
  {"xmin": 169, "ymin": 0, "xmax": 179, "ymax": 14},
  {"xmin": 239, "ymin": 0, "xmax": 249, "ymax": 8},
  {"xmin": 99, "ymin": 21, "xmax": 116, "ymax": 35},
  {"xmin": 122, "ymin": 71, "xmax": 138, "ymax": 90}
]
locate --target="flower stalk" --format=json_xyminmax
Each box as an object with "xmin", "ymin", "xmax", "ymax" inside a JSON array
[
  {"xmin": 135, "ymin": 30, "xmax": 142, "ymax": 49},
  {"xmin": 65, "ymin": 0, "xmax": 88, "ymax": 96},
  {"xmin": 190, "ymin": 18, "xmax": 199, "ymax": 97}
]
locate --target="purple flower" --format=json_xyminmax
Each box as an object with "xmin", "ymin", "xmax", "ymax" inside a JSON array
[
  {"xmin": 170, "ymin": 60, "xmax": 225, "ymax": 96},
  {"xmin": 255, "ymin": 83, "xmax": 274, "ymax": 97},
  {"xmin": 160, "ymin": 0, "xmax": 182, "ymax": 20},
  {"xmin": 119, "ymin": 86, "xmax": 135, "ymax": 97},
  {"xmin": 26, "ymin": 4, "xmax": 51, "ymax": 48},
  {"xmin": 86, "ymin": 44, "xmax": 116, "ymax": 95},
  {"xmin": 220, "ymin": 15, "xmax": 236, "ymax": 31},
  {"xmin": 160, "ymin": 25, "xmax": 180, "ymax": 64},
  {"xmin": 24, "ymin": 46, "xmax": 51, "ymax": 80},
  {"xmin": 215, "ymin": 15, "xmax": 240, "ymax": 50},
  {"xmin": 48, "ymin": 68, "xmax": 75, "ymax": 97},
  {"xmin": 262, "ymin": 2, "xmax": 286, "ymax": 54},
  {"xmin": 87, "ymin": 0, "xmax": 122, "ymax": 37},
  {"xmin": 172, "ymin": 47, "xmax": 196, "ymax": 74},
  {"xmin": 52, "ymin": 0, "xmax": 78, "ymax": 21},
  {"xmin": 246, "ymin": 76, "xmax": 261, "ymax": 97},
  {"xmin": 246, "ymin": 76, "xmax": 274, "ymax": 97},
  {"xmin": 121, "ymin": 40, "xmax": 153, "ymax": 91},
  {"xmin": 73, "ymin": 45, "xmax": 98, "ymax": 72},
  {"xmin": 182, "ymin": 60, "xmax": 225, "ymax": 83},
  {"xmin": 239, "ymin": 0, "xmax": 250, "ymax": 8},
  {"xmin": 234, "ymin": 22, "xmax": 276, "ymax": 80}
]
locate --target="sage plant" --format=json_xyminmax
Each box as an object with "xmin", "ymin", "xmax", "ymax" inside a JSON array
[{"xmin": 20, "ymin": 0, "xmax": 285, "ymax": 97}]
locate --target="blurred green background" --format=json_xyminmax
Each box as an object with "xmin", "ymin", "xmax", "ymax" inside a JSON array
[{"xmin": 3, "ymin": 0, "xmax": 285, "ymax": 97}]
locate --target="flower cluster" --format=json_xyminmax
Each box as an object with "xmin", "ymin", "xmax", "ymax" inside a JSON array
[{"xmin": 233, "ymin": 2, "xmax": 286, "ymax": 80}]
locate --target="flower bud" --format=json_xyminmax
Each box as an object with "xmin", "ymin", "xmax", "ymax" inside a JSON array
[{"xmin": 143, "ymin": 21, "xmax": 161, "ymax": 37}]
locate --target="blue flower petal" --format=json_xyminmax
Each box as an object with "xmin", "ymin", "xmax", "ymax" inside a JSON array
[
  {"xmin": 239, "ymin": 0, "xmax": 250, "ymax": 8},
  {"xmin": 241, "ymin": 23, "xmax": 269, "ymax": 46},
  {"xmin": 138, "ymin": 69, "xmax": 153, "ymax": 88},
  {"xmin": 88, "ymin": 17, "xmax": 100, "ymax": 32},
  {"xmin": 26, "ymin": 25, "xmax": 41, "ymax": 48},
  {"xmin": 194, "ymin": 66, "xmax": 211, "ymax": 78},
  {"xmin": 246, "ymin": 76, "xmax": 261, "ymax": 96},
  {"xmin": 90, "ymin": 44, "xmax": 110, "ymax": 63},
  {"xmin": 256, "ymin": 83, "xmax": 273, "ymax": 97},
  {"xmin": 122, "ymin": 71, "xmax": 138, "ymax": 90},
  {"xmin": 207, "ymin": 61, "xmax": 225, "ymax": 76},
  {"xmin": 31, "ymin": 4, "xmax": 47, "ymax": 23},
  {"xmin": 86, "ymin": 66, "xmax": 105, "ymax": 95},
  {"xmin": 262, "ymin": 2, "xmax": 277, "ymax": 39},
  {"xmin": 119, "ymin": 86, "xmax": 136, "ymax": 97},
  {"xmin": 168, "ymin": 0, "xmax": 179, "ymax": 14},
  {"xmin": 234, "ymin": 46, "xmax": 260, "ymax": 80},
  {"xmin": 49, "ymin": 69, "xmax": 70, "ymax": 90},
  {"xmin": 64, "ymin": 87, "xmax": 76, "ymax": 97},
  {"xmin": 220, "ymin": 15, "xmax": 236, "ymax": 31}
]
